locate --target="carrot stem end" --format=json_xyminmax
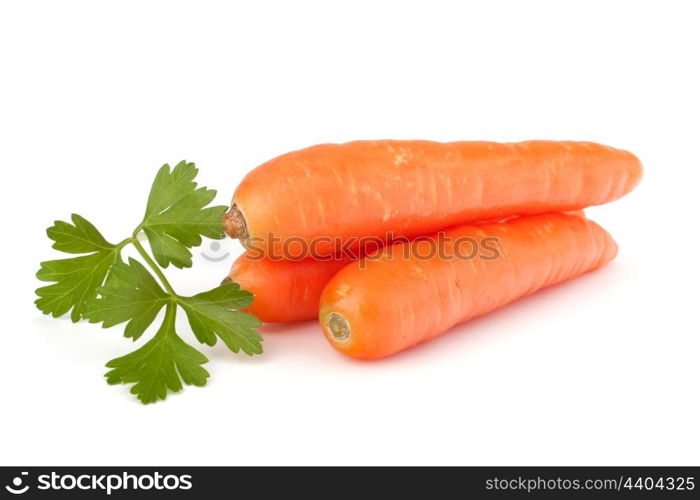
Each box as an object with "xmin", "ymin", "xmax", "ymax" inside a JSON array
[
  {"xmin": 223, "ymin": 204, "xmax": 249, "ymax": 240},
  {"xmin": 326, "ymin": 312, "xmax": 351, "ymax": 343}
]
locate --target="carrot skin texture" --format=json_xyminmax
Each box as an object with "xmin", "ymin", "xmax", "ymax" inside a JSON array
[
  {"xmin": 227, "ymin": 253, "xmax": 355, "ymax": 322},
  {"xmin": 319, "ymin": 213, "xmax": 618, "ymax": 359},
  {"xmin": 227, "ymin": 140, "xmax": 641, "ymax": 256}
]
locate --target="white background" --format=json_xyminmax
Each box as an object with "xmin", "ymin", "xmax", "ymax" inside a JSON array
[{"xmin": 1, "ymin": 0, "xmax": 698, "ymax": 466}]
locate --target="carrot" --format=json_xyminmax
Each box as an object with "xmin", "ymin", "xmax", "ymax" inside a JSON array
[
  {"xmin": 319, "ymin": 212, "xmax": 617, "ymax": 359},
  {"xmin": 224, "ymin": 140, "xmax": 640, "ymax": 257},
  {"xmin": 224, "ymin": 253, "xmax": 355, "ymax": 322}
]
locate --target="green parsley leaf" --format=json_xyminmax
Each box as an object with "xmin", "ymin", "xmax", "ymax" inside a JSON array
[
  {"xmin": 84, "ymin": 258, "xmax": 169, "ymax": 340},
  {"xmin": 47, "ymin": 213, "xmax": 115, "ymax": 254},
  {"xmin": 179, "ymin": 283, "xmax": 263, "ymax": 355},
  {"xmin": 36, "ymin": 161, "xmax": 264, "ymax": 404},
  {"xmin": 36, "ymin": 214, "xmax": 121, "ymax": 321},
  {"xmin": 105, "ymin": 304, "xmax": 209, "ymax": 404},
  {"xmin": 141, "ymin": 161, "xmax": 228, "ymax": 269}
]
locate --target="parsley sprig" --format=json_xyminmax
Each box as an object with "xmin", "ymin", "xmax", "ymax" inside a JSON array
[{"xmin": 35, "ymin": 161, "xmax": 262, "ymax": 404}]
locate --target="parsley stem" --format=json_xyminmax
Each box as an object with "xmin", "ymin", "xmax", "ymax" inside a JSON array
[
  {"xmin": 131, "ymin": 237, "xmax": 177, "ymax": 296},
  {"xmin": 116, "ymin": 237, "xmax": 133, "ymax": 251}
]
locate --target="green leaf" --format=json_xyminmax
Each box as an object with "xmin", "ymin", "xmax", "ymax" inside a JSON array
[
  {"xmin": 35, "ymin": 215, "xmax": 120, "ymax": 322},
  {"xmin": 105, "ymin": 305, "xmax": 209, "ymax": 404},
  {"xmin": 141, "ymin": 161, "xmax": 227, "ymax": 269},
  {"xmin": 178, "ymin": 283, "xmax": 263, "ymax": 355},
  {"xmin": 84, "ymin": 258, "xmax": 169, "ymax": 340},
  {"xmin": 47, "ymin": 214, "xmax": 114, "ymax": 254},
  {"xmin": 145, "ymin": 160, "xmax": 199, "ymax": 217},
  {"xmin": 36, "ymin": 161, "xmax": 265, "ymax": 404}
]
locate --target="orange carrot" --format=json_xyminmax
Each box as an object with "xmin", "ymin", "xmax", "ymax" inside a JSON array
[
  {"xmin": 319, "ymin": 213, "xmax": 617, "ymax": 359},
  {"xmin": 224, "ymin": 140, "xmax": 640, "ymax": 257},
  {"xmin": 224, "ymin": 253, "xmax": 355, "ymax": 322}
]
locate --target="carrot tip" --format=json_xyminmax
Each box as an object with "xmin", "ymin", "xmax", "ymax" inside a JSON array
[
  {"xmin": 223, "ymin": 204, "xmax": 248, "ymax": 240},
  {"xmin": 326, "ymin": 312, "xmax": 351, "ymax": 343}
]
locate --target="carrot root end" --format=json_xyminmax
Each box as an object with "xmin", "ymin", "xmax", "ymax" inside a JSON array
[
  {"xmin": 326, "ymin": 312, "xmax": 351, "ymax": 343},
  {"xmin": 223, "ymin": 204, "xmax": 248, "ymax": 240}
]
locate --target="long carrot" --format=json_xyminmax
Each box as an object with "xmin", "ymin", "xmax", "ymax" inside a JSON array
[
  {"xmin": 224, "ymin": 140, "xmax": 640, "ymax": 257},
  {"xmin": 224, "ymin": 253, "xmax": 355, "ymax": 322},
  {"xmin": 319, "ymin": 212, "xmax": 617, "ymax": 359}
]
